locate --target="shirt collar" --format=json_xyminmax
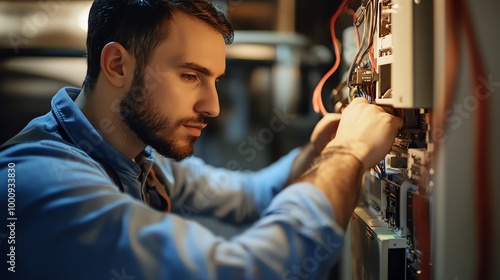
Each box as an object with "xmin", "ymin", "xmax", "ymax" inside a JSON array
[{"xmin": 51, "ymin": 87, "xmax": 155, "ymax": 180}]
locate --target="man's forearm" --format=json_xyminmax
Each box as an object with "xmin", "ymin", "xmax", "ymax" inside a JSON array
[
  {"xmin": 287, "ymin": 142, "xmax": 320, "ymax": 185},
  {"xmin": 296, "ymin": 147, "xmax": 364, "ymax": 229}
]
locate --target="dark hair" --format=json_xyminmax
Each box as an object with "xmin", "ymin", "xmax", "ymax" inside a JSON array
[{"xmin": 83, "ymin": 0, "xmax": 234, "ymax": 90}]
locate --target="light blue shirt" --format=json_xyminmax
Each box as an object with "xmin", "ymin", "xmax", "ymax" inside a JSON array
[{"xmin": 0, "ymin": 87, "xmax": 344, "ymax": 279}]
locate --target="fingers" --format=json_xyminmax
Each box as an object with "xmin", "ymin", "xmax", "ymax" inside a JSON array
[
  {"xmin": 349, "ymin": 97, "xmax": 368, "ymax": 105},
  {"xmin": 310, "ymin": 113, "xmax": 343, "ymax": 154},
  {"xmin": 324, "ymin": 98, "xmax": 403, "ymax": 169},
  {"xmin": 321, "ymin": 113, "xmax": 342, "ymax": 122},
  {"xmin": 390, "ymin": 113, "xmax": 404, "ymax": 130}
]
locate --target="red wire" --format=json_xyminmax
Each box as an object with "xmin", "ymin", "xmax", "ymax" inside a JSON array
[
  {"xmin": 367, "ymin": 1, "xmax": 376, "ymax": 69},
  {"xmin": 369, "ymin": 48, "xmax": 376, "ymax": 70},
  {"xmin": 312, "ymin": 0, "xmax": 350, "ymax": 115},
  {"xmin": 348, "ymin": 8, "xmax": 361, "ymax": 48}
]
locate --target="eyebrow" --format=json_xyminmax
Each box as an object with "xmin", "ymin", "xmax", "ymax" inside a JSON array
[{"xmin": 177, "ymin": 62, "xmax": 225, "ymax": 80}]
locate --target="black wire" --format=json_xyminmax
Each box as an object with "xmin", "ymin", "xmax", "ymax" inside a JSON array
[
  {"xmin": 359, "ymin": 0, "xmax": 378, "ymax": 68},
  {"xmin": 347, "ymin": 0, "xmax": 379, "ymax": 89},
  {"xmin": 346, "ymin": 9, "xmax": 369, "ymax": 88}
]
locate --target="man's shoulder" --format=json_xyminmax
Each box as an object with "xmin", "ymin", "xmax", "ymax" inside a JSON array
[
  {"xmin": 1, "ymin": 121, "xmax": 87, "ymax": 159},
  {"xmin": 0, "ymin": 129, "xmax": 111, "ymax": 202},
  {"xmin": 1, "ymin": 124, "xmax": 101, "ymax": 178}
]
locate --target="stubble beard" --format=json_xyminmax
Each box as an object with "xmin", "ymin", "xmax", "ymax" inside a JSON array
[{"xmin": 119, "ymin": 70, "xmax": 200, "ymax": 162}]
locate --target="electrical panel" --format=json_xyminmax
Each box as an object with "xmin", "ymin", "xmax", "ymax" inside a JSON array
[
  {"xmin": 344, "ymin": 0, "xmax": 435, "ymax": 279},
  {"xmin": 375, "ymin": 0, "xmax": 434, "ymax": 108}
]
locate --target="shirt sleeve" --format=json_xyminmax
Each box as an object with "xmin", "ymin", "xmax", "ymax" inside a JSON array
[
  {"xmin": 164, "ymin": 148, "xmax": 301, "ymax": 223},
  {"xmin": 0, "ymin": 143, "xmax": 344, "ymax": 280}
]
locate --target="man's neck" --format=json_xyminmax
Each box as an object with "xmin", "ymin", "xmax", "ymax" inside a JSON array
[{"xmin": 75, "ymin": 87, "xmax": 145, "ymax": 160}]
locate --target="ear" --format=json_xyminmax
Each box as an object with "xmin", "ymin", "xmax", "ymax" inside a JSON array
[{"xmin": 100, "ymin": 42, "xmax": 133, "ymax": 88}]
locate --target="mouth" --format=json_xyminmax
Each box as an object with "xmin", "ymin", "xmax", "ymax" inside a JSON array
[{"xmin": 183, "ymin": 123, "xmax": 207, "ymax": 137}]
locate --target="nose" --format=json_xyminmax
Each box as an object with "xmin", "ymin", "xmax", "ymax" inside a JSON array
[{"xmin": 194, "ymin": 83, "xmax": 220, "ymax": 118}]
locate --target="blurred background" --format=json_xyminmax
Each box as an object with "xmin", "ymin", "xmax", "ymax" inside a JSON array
[{"xmin": 0, "ymin": 0, "xmax": 359, "ymax": 171}]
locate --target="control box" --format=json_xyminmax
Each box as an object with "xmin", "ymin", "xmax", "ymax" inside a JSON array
[{"xmin": 351, "ymin": 207, "xmax": 408, "ymax": 280}]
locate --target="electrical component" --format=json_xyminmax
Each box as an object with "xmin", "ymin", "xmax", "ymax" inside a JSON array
[
  {"xmin": 387, "ymin": 155, "xmax": 407, "ymax": 169},
  {"xmin": 350, "ymin": 67, "xmax": 378, "ymax": 86},
  {"xmin": 351, "ymin": 207, "xmax": 407, "ymax": 280},
  {"xmin": 379, "ymin": 0, "xmax": 392, "ymax": 37},
  {"xmin": 380, "ymin": 180, "xmax": 417, "ymax": 236},
  {"xmin": 355, "ymin": 0, "xmax": 373, "ymax": 26},
  {"xmin": 407, "ymin": 148, "xmax": 429, "ymax": 183},
  {"xmin": 374, "ymin": 0, "xmax": 434, "ymax": 108},
  {"xmin": 355, "ymin": 6, "xmax": 366, "ymax": 26}
]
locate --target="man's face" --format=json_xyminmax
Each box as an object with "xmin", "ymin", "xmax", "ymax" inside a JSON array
[{"xmin": 120, "ymin": 13, "xmax": 226, "ymax": 161}]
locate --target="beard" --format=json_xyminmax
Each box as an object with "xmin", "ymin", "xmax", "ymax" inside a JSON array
[{"xmin": 119, "ymin": 69, "xmax": 209, "ymax": 161}]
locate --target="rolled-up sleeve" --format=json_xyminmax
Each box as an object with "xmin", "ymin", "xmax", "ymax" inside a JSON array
[{"xmin": 166, "ymin": 149, "xmax": 301, "ymax": 223}]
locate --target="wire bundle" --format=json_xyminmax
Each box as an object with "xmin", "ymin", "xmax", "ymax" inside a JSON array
[{"xmin": 312, "ymin": 0, "xmax": 378, "ymax": 115}]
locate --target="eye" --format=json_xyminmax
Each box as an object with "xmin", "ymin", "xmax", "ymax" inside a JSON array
[{"xmin": 182, "ymin": 74, "xmax": 198, "ymax": 83}]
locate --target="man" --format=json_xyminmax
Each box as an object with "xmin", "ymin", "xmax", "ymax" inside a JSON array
[{"xmin": 0, "ymin": 0, "xmax": 401, "ymax": 279}]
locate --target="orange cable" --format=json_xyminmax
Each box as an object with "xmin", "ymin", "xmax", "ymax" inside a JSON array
[{"xmin": 312, "ymin": 0, "xmax": 350, "ymax": 115}]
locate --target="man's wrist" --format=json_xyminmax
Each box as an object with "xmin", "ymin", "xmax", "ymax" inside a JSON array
[
  {"xmin": 287, "ymin": 142, "xmax": 321, "ymax": 185},
  {"xmin": 304, "ymin": 141, "xmax": 321, "ymax": 157},
  {"xmin": 304, "ymin": 145, "xmax": 365, "ymax": 176},
  {"xmin": 323, "ymin": 142, "xmax": 368, "ymax": 170}
]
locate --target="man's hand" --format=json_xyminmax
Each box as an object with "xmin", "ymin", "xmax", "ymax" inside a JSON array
[
  {"xmin": 298, "ymin": 98, "xmax": 402, "ymax": 229},
  {"xmin": 310, "ymin": 113, "xmax": 342, "ymax": 155},
  {"xmin": 325, "ymin": 98, "xmax": 402, "ymax": 170},
  {"xmin": 287, "ymin": 114, "xmax": 342, "ymax": 184}
]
